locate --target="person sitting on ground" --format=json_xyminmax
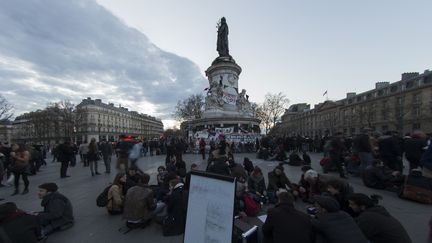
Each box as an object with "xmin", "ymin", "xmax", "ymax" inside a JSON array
[
  {"xmin": 0, "ymin": 202, "xmax": 39, "ymax": 243},
  {"xmin": 247, "ymin": 166, "xmax": 267, "ymax": 204},
  {"xmin": 263, "ymin": 192, "xmax": 315, "ymax": 243},
  {"xmin": 107, "ymin": 172, "xmax": 126, "ymax": 215},
  {"xmin": 124, "ymin": 166, "xmax": 142, "ymax": 194},
  {"xmin": 36, "ymin": 183, "xmax": 74, "ymax": 236},
  {"xmin": 348, "ymin": 193, "xmax": 412, "ymax": 243},
  {"xmin": 326, "ymin": 178, "xmax": 355, "ymax": 216},
  {"xmin": 229, "ymin": 159, "xmax": 248, "ymax": 179},
  {"xmin": 270, "ymin": 144, "xmax": 287, "ymax": 161},
  {"xmin": 302, "ymin": 151, "xmax": 312, "ymax": 165},
  {"xmin": 123, "ymin": 173, "xmax": 162, "ymax": 229},
  {"xmin": 207, "ymin": 149, "xmax": 230, "ymax": 176},
  {"xmin": 298, "ymin": 168, "xmax": 327, "ymax": 203},
  {"xmin": 175, "ymin": 159, "xmax": 187, "ymax": 178},
  {"xmin": 243, "ymin": 157, "xmax": 254, "ymax": 176},
  {"xmin": 267, "ymin": 165, "xmax": 294, "ymax": 203},
  {"xmin": 363, "ymin": 159, "xmax": 403, "ymax": 191},
  {"xmin": 162, "ymin": 179, "xmax": 188, "ymax": 236},
  {"xmin": 288, "ymin": 151, "xmax": 304, "ymax": 166},
  {"xmin": 157, "ymin": 166, "xmax": 168, "ymax": 187},
  {"xmin": 311, "ymin": 195, "xmax": 368, "ymax": 243},
  {"xmin": 184, "ymin": 163, "xmax": 198, "ymax": 191}
]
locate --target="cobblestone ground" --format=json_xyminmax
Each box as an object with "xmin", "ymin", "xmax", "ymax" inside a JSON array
[{"xmin": 0, "ymin": 152, "xmax": 430, "ymax": 243}]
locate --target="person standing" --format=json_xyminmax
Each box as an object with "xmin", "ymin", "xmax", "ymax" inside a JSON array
[
  {"xmin": 10, "ymin": 144, "xmax": 30, "ymax": 195},
  {"xmin": 263, "ymin": 192, "xmax": 315, "ymax": 243},
  {"xmin": 199, "ymin": 138, "xmax": 206, "ymax": 160},
  {"xmin": 100, "ymin": 140, "xmax": 113, "ymax": 174},
  {"xmin": 87, "ymin": 138, "xmax": 100, "ymax": 176},
  {"xmin": 57, "ymin": 139, "xmax": 74, "ymax": 178},
  {"xmin": 404, "ymin": 131, "xmax": 427, "ymax": 172},
  {"xmin": 78, "ymin": 142, "xmax": 89, "ymax": 167}
]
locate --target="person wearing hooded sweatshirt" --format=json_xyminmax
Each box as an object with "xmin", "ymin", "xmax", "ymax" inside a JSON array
[
  {"xmin": 326, "ymin": 178, "xmax": 355, "ymax": 216},
  {"xmin": 262, "ymin": 192, "xmax": 315, "ymax": 243},
  {"xmin": 36, "ymin": 183, "xmax": 74, "ymax": 236},
  {"xmin": 348, "ymin": 193, "xmax": 412, "ymax": 243},
  {"xmin": 0, "ymin": 202, "xmax": 39, "ymax": 243},
  {"xmin": 311, "ymin": 195, "xmax": 368, "ymax": 243}
]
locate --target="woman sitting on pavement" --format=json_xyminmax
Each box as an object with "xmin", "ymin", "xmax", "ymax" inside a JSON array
[
  {"xmin": 348, "ymin": 193, "xmax": 412, "ymax": 243},
  {"xmin": 107, "ymin": 172, "xmax": 126, "ymax": 215},
  {"xmin": 247, "ymin": 166, "xmax": 267, "ymax": 204}
]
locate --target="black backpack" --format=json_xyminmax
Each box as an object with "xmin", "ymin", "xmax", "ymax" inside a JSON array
[{"xmin": 96, "ymin": 184, "xmax": 112, "ymax": 207}]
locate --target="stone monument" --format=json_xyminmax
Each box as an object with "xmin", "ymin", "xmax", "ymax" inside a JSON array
[{"xmin": 183, "ymin": 17, "xmax": 260, "ymax": 141}]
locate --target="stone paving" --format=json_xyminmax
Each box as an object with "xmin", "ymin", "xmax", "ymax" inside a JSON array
[{"xmin": 0, "ymin": 152, "xmax": 430, "ymax": 243}]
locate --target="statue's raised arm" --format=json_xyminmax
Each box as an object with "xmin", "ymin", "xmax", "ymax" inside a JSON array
[{"xmin": 217, "ymin": 17, "xmax": 229, "ymax": 57}]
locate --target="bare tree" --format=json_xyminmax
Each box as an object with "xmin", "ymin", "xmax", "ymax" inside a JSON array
[
  {"xmin": 0, "ymin": 95, "xmax": 14, "ymax": 121},
  {"xmin": 174, "ymin": 94, "xmax": 204, "ymax": 122},
  {"xmin": 257, "ymin": 92, "xmax": 290, "ymax": 134}
]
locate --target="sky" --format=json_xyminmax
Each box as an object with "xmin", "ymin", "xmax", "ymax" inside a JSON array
[{"xmin": 1, "ymin": 0, "xmax": 431, "ymax": 129}]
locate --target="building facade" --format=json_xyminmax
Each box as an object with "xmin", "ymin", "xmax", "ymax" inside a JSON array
[
  {"xmin": 76, "ymin": 98, "xmax": 163, "ymax": 143},
  {"xmin": 278, "ymin": 70, "xmax": 432, "ymax": 137},
  {"xmin": 0, "ymin": 121, "xmax": 13, "ymax": 144}
]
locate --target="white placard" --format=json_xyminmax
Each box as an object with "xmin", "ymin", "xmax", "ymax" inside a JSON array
[{"xmin": 184, "ymin": 172, "xmax": 236, "ymax": 243}]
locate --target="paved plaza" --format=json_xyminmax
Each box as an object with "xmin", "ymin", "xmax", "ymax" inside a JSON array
[{"xmin": 1, "ymin": 152, "xmax": 430, "ymax": 243}]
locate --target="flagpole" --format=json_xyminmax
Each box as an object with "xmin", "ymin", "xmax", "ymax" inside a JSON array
[{"xmin": 326, "ymin": 91, "xmax": 328, "ymax": 101}]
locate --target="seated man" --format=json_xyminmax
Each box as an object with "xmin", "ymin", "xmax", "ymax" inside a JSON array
[
  {"xmin": 288, "ymin": 151, "xmax": 303, "ymax": 166},
  {"xmin": 36, "ymin": 183, "xmax": 74, "ymax": 236},
  {"xmin": 123, "ymin": 173, "xmax": 164, "ymax": 228},
  {"xmin": 0, "ymin": 202, "xmax": 39, "ymax": 243},
  {"xmin": 311, "ymin": 196, "xmax": 368, "ymax": 243},
  {"xmin": 363, "ymin": 159, "xmax": 403, "ymax": 190},
  {"xmin": 263, "ymin": 192, "xmax": 315, "ymax": 243}
]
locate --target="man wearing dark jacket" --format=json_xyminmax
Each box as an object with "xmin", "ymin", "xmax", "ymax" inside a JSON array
[
  {"xmin": 163, "ymin": 179, "xmax": 188, "ymax": 236},
  {"xmin": 404, "ymin": 131, "xmax": 427, "ymax": 172},
  {"xmin": 57, "ymin": 139, "xmax": 75, "ymax": 178},
  {"xmin": 263, "ymin": 192, "xmax": 315, "ymax": 243},
  {"xmin": 312, "ymin": 195, "xmax": 368, "ymax": 243},
  {"xmin": 36, "ymin": 183, "xmax": 74, "ymax": 236},
  {"xmin": 363, "ymin": 160, "xmax": 402, "ymax": 190},
  {"xmin": 348, "ymin": 193, "xmax": 412, "ymax": 243}
]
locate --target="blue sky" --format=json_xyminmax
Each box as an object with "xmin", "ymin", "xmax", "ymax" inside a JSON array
[{"xmin": 98, "ymin": 0, "xmax": 432, "ymax": 106}]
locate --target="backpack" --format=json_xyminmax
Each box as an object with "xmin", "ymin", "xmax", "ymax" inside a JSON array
[
  {"xmin": 244, "ymin": 194, "xmax": 260, "ymax": 217},
  {"xmin": 96, "ymin": 184, "xmax": 112, "ymax": 207}
]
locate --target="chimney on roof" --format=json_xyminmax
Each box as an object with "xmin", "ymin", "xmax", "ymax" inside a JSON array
[
  {"xmin": 375, "ymin": 82, "xmax": 389, "ymax": 89},
  {"xmin": 401, "ymin": 72, "xmax": 419, "ymax": 80},
  {"xmin": 346, "ymin": 92, "xmax": 356, "ymax": 98}
]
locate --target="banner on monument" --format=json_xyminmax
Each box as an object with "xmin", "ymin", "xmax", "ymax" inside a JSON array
[
  {"xmin": 215, "ymin": 127, "xmax": 234, "ymax": 134},
  {"xmin": 222, "ymin": 92, "xmax": 237, "ymax": 105},
  {"xmin": 194, "ymin": 130, "xmax": 209, "ymax": 139}
]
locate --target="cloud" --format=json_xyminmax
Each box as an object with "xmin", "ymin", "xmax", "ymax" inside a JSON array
[{"xmin": 0, "ymin": 0, "xmax": 207, "ymax": 124}]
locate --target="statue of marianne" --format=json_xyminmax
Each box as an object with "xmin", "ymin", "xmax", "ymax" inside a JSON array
[{"xmin": 217, "ymin": 17, "xmax": 229, "ymax": 57}]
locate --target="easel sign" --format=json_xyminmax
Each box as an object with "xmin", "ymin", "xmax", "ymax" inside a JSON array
[{"xmin": 184, "ymin": 171, "xmax": 236, "ymax": 243}]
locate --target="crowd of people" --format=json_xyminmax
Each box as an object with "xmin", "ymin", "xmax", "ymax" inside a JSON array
[{"xmin": 0, "ymin": 128, "xmax": 430, "ymax": 242}]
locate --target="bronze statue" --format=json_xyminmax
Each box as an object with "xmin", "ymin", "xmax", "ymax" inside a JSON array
[{"xmin": 217, "ymin": 17, "xmax": 229, "ymax": 57}]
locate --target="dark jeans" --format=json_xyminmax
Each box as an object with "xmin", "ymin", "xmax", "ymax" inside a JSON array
[
  {"xmin": 60, "ymin": 161, "xmax": 69, "ymax": 177},
  {"xmin": 13, "ymin": 172, "xmax": 29, "ymax": 190}
]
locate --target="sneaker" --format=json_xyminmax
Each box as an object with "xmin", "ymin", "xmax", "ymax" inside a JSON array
[
  {"xmin": 22, "ymin": 189, "xmax": 29, "ymax": 195},
  {"xmin": 95, "ymin": 172, "xmax": 101, "ymax": 175}
]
